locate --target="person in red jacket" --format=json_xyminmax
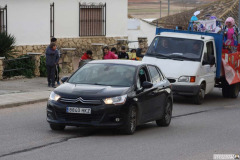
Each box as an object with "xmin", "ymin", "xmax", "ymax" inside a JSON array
[{"xmin": 79, "ymin": 50, "xmax": 93, "ymax": 62}]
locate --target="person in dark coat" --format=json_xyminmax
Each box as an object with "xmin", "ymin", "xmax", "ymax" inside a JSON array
[
  {"xmin": 118, "ymin": 46, "xmax": 129, "ymax": 59},
  {"xmin": 46, "ymin": 42, "xmax": 59, "ymax": 88}
]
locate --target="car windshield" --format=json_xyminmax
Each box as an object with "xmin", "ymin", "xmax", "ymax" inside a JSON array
[
  {"xmin": 68, "ymin": 63, "xmax": 136, "ymax": 87},
  {"xmin": 146, "ymin": 37, "xmax": 204, "ymax": 62}
]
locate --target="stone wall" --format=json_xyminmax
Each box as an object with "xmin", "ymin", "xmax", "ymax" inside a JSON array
[
  {"xmin": 14, "ymin": 37, "xmax": 129, "ymax": 59},
  {"xmin": 0, "ymin": 57, "xmax": 4, "ymax": 80},
  {"xmin": 138, "ymin": 37, "xmax": 148, "ymax": 55}
]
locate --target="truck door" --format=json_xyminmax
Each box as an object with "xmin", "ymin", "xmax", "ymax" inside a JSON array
[{"xmin": 201, "ymin": 41, "xmax": 216, "ymax": 93}]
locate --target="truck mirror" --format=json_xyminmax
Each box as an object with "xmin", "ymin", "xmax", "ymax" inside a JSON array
[
  {"xmin": 209, "ymin": 56, "xmax": 215, "ymax": 66},
  {"xmin": 202, "ymin": 56, "xmax": 215, "ymax": 66}
]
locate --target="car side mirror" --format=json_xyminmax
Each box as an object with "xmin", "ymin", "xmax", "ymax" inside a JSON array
[
  {"xmin": 61, "ymin": 77, "xmax": 68, "ymax": 83},
  {"xmin": 142, "ymin": 81, "xmax": 153, "ymax": 89}
]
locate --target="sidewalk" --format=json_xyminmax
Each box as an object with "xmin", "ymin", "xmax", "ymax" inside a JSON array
[
  {"xmin": 0, "ymin": 73, "xmax": 72, "ymax": 109},
  {"xmin": 0, "ymin": 91, "xmax": 51, "ymax": 109}
]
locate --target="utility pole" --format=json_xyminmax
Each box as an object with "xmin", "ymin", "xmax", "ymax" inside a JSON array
[
  {"xmin": 239, "ymin": 0, "xmax": 240, "ymax": 28},
  {"xmin": 168, "ymin": 0, "xmax": 170, "ymax": 16},
  {"xmin": 160, "ymin": 0, "xmax": 162, "ymax": 18}
]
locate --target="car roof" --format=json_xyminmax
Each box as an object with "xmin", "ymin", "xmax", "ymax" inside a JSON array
[{"xmin": 88, "ymin": 60, "xmax": 149, "ymax": 67}]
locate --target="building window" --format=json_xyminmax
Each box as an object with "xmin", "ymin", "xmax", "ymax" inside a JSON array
[
  {"xmin": 0, "ymin": 5, "xmax": 7, "ymax": 33},
  {"xmin": 79, "ymin": 3, "xmax": 106, "ymax": 36},
  {"xmin": 50, "ymin": 3, "xmax": 54, "ymax": 37}
]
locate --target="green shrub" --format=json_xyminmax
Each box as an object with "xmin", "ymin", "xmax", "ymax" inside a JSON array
[
  {"xmin": 3, "ymin": 55, "xmax": 35, "ymax": 78},
  {"xmin": 0, "ymin": 32, "xmax": 16, "ymax": 59},
  {"xmin": 39, "ymin": 56, "xmax": 62, "ymax": 77},
  {"xmin": 40, "ymin": 56, "xmax": 47, "ymax": 77}
]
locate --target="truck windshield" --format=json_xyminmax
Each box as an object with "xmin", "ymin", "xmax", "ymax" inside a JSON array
[{"xmin": 146, "ymin": 37, "xmax": 204, "ymax": 62}]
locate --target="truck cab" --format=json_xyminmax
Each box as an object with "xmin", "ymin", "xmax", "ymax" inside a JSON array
[{"xmin": 143, "ymin": 29, "xmax": 220, "ymax": 104}]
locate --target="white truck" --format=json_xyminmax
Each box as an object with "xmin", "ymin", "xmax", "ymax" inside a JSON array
[{"xmin": 142, "ymin": 27, "xmax": 240, "ymax": 104}]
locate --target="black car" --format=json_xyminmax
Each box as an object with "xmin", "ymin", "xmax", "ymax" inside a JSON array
[{"xmin": 47, "ymin": 60, "xmax": 173, "ymax": 135}]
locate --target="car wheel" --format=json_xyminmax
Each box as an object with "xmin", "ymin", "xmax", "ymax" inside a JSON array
[
  {"xmin": 50, "ymin": 124, "xmax": 66, "ymax": 131},
  {"xmin": 121, "ymin": 106, "xmax": 137, "ymax": 135},
  {"xmin": 193, "ymin": 83, "xmax": 205, "ymax": 105},
  {"xmin": 156, "ymin": 99, "xmax": 172, "ymax": 127}
]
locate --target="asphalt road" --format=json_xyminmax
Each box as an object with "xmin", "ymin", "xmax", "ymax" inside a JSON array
[{"xmin": 0, "ymin": 88, "xmax": 240, "ymax": 160}]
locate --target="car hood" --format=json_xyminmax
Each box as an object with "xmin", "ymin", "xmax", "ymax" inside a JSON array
[
  {"xmin": 54, "ymin": 83, "xmax": 131, "ymax": 99},
  {"xmin": 143, "ymin": 56, "xmax": 201, "ymax": 79}
]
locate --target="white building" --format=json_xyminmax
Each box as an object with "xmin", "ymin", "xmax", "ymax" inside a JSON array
[
  {"xmin": 0, "ymin": 0, "xmax": 128, "ymax": 50},
  {"xmin": 127, "ymin": 18, "xmax": 156, "ymax": 49}
]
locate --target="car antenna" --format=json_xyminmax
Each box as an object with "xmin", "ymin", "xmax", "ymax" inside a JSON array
[{"xmin": 201, "ymin": 34, "xmax": 205, "ymax": 39}]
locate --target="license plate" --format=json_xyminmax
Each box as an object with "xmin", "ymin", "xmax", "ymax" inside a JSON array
[{"xmin": 66, "ymin": 107, "xmax": 91, "ymax": 114}]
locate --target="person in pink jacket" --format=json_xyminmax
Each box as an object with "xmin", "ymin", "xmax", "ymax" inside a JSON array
[{"xmin": 103, "ymin": 46, "xmax": 118, "ymax": 59}]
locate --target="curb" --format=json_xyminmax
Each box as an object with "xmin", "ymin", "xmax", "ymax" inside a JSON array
[{"xmin": 0, "ymin": 98, "xmax": 48, "ymax": 109}]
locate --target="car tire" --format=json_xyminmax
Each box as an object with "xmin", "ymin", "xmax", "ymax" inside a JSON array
[
  {"xmin": 156, "ymin": 99, "xmax": 172, "ymax": 127},
  {"xmin": 121, "ymin": 106, "xmax": 137, "ymax": 135},
  {"xmin": 50, "ymin": 124, "xmax": 66, "ymax": 131},
  {"xmin": 193, "ymin": 83, "xmax": 205, "ymax": 105}
]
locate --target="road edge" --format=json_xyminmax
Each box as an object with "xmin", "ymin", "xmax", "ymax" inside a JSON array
[{"xmin": 0, "ymin": 98, "xmax": 48, "ymax": 109}]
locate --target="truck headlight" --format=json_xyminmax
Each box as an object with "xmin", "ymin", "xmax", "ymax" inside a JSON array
[
  {"xmin": 49, "ymin": 92, "xmax": 61, "ymax": 101},
  {"xmin": 103, "ymin": 95, "xmax": 127, "ymax": 105},
  {"xmin": 178, "ymin": 76, "xmax": 196, "ymax": 82}
]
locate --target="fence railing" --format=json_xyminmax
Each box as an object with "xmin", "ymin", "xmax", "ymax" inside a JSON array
[{"xmin": 3, "ymin": 57, "xmax": 31, "ymax": 72}]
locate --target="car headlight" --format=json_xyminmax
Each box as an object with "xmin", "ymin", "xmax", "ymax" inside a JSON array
[
  {"xmin": 178, "ymin": 76, "xmax": 196, "ymax": 82},
  {"xmin": 49, "ymin": 92, "xmax": 61, "ymax": 101},
  {"xmin": 103, "ymin": 95, "xmax": 127, "ymax": 105}
]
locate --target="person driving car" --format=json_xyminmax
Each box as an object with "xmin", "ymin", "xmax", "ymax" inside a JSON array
[
  {"xmin": 156, "ymin": 39, "xmax": 172, "ymax": 54},
  {"xmin": 192, "ymin": 42, "xmax": 201, "ymax": 55}
]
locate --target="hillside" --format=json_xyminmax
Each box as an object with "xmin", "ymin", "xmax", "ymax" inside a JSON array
[{"xmin": 128, "ymin": 0, "xmax": 218, "ymax": 19}]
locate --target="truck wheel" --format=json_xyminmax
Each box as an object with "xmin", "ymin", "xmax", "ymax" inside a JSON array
[
  {"xmin": 222, "ymin": 79, "xmax": 230, "ymax": 98},
  {"xmin": 193, "ymin": 83, "xmax": 205, "ymax": 105},
  {"xmin": 229, "ymin": 83, "xmax": 240, "ymax": 98}
]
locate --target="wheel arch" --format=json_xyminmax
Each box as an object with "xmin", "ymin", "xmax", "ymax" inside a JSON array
[{"xmin": 199, "ymin": 79, "xmax": 206, "ymax": 91}]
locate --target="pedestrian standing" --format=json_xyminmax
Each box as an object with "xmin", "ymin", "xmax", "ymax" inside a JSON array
[
  {"xmin": 46, "ymin": 42, "xmax": 59, "ymax": 88},
  {"xmin": 79, "ymin": 50, "xmax": 93, "ymax": 62},
  {"xmin": 118, "ymin": 46, "xmax": 129, "ymax": 59},
  {"xmin": 50, "ymin": 38, "xmax": 61, "ymax": 85},
  {"xmin": 103, "ymin": 46, "xmax": 118, "ymax": 59},
  {"xmin": 111, "ymin": 47, "xmax": 118, "ymax": 56}
]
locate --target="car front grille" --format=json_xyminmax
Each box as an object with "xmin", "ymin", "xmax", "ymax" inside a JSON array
[
  {"xmin": 59, "ymin": 97, "xmax": 102, "ymax": 105},
  {"xmin": 56, "ymin": 112, "xmax": 103, "ymax": 122}
]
